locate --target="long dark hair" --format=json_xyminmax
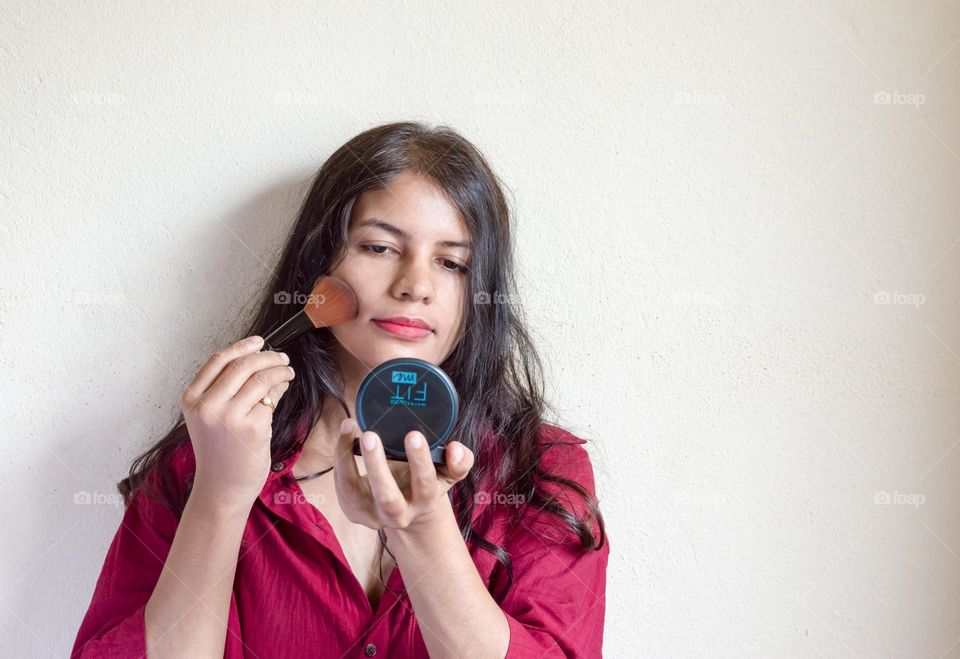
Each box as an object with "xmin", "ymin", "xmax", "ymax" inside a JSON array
[{"xmin": 118, "ymin": 121, "xmax": 605, "ymax": 599}]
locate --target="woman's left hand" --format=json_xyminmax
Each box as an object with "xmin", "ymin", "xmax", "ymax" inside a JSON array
[{"xmin": 334, "ymin": 418, "xmax": 475, "ymax": 531}]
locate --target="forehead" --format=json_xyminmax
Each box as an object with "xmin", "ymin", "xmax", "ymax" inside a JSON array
[{"xmin": 350, "ymin": 172, "xmax": 468, "ymax": 240}]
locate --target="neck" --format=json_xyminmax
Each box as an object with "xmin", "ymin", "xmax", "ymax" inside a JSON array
[{"xmin": 293, "ymin": 347, "xmax": 367, "ymax": 478}]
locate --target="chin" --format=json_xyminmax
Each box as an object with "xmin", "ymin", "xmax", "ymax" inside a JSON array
[
  {"xmin": 343, "ymin": 338, "xmax": 428, "ymax": 366},
  {"xmin": 332, "ymin": 323, "xmax": 447, "ymax": 365}
]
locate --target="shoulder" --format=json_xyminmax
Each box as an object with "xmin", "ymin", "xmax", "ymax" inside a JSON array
[
  {"xmin": 492, "ymin": 423, "xmax": 599, "ymax": 552},
  {"xmin": 515, "ymin": 423, "xmax": 604, "ymax": 545},
  {"xmin": 132, "ymin": 431, "xmax": 198, "ymax": 513},
  {"xmin": 468, "ymin": 423, "xmax": 605, "ymax": 550},
  {"xmin": 167, "ymin": 433, "xmax": 198, "ymax": 479},
  {"xmin": 145, "ymin": 432, "xmax": 197, "ymax": 485},
  {"xmin": 535, "ymin": 423, "xmax": 598, "ymax": 496}
]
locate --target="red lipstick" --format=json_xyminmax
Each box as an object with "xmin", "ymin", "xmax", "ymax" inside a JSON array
[{"xmin": 372, "ymin": 316, "xmax": 433, "ymax": 340}]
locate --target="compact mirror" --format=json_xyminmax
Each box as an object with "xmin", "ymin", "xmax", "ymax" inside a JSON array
[{"xmin": 352, "ymin": 357, "xmax": 459, "ymax": 465}]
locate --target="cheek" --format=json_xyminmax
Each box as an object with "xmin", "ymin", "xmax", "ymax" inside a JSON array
[
  {"xmin": 331, "ymin": 258, "xmax": 375, "ymax": 308},
  {"xmin": 441, "ymin": 290, "xmax": 467, "ymax": 340}
]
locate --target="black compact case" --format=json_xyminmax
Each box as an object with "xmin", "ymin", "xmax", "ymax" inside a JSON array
[{"xmin": 351, "ymin": 357, "xmax": 459, "ymax": 465}]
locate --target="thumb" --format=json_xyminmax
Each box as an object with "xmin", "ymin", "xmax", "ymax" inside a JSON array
[{"xmin": 440, "ymin": 441, "xmax": 474, "ymax": 483}]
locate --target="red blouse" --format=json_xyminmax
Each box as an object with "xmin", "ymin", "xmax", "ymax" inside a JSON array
[{"xmin": 71, "ymin": 423, "xmax": 609, "ymax": 658}]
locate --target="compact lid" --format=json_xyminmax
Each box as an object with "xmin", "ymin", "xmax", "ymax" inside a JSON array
[{"xmin": 355, "ymin": 357, "xmax": 459, "ymax": 456}]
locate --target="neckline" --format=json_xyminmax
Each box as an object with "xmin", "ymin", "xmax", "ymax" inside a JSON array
[
  {"xmin": 289, "ymin": 465, "xmax": 334, "ymax": 481},
  {"xmin": 281, "ymin": 437, "xmax": 336, "ymax": 482},
  {"xmin": 278, "ymin": 473, "xmax": 405, "ymax": 616}
]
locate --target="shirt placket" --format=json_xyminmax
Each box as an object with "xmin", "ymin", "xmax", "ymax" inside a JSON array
[{"xmin": 258, "ymin": 459, "xmax": 410, "ymax": 656}]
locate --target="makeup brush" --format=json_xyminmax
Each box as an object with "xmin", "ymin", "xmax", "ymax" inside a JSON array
[{"xmin": 262, "ymin": 276, "xmax": 359, "ymax": 351}]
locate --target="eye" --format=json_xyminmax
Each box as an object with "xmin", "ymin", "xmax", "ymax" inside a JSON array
[
  {"xmin": 439, "ymin": 258, "xmax": 469, "ymax": 274},
  {"xmin": 361, "ymin": 243, "xmax": 468, "ymax": 273},
  {"xmin": 360, "ymin": 244, "xmax": 394, "ymax": 256}
]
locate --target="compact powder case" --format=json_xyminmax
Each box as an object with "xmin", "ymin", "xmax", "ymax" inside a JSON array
[{"xmin": 352, "ymin": 357, "xmax": 459, "ymax": 465}]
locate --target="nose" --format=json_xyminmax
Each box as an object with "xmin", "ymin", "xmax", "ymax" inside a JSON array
[{"xmin": 391, "ymin": 252, "xmax": 435, "ymax": 302}]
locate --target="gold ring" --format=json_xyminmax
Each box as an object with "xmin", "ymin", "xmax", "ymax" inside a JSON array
[{"xmin": 260, "ymin": 396, "xmax": 276, "ymax": 411}]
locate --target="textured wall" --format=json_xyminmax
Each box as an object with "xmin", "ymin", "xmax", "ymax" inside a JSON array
[{"xmin": 1, "ymin": 1, "xmax": 959, "ymax": 657}]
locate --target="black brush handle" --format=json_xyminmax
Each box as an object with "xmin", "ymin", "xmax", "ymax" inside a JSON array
[{"xmin": 262, "ymin": 310, "xmax": 313, "ymax": 351}]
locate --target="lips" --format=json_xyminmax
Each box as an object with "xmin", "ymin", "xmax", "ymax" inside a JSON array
[
  {"xmin": 373, "ymin": 316, "xmax": 433, "ymax": 331},
  {"xmin": 371, "ymin": 315, "xmax": 435, "ymax": 341}
]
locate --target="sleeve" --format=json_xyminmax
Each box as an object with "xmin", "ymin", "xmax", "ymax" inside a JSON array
[
  {"xmin": 70, "ymin": 464, "xmax": 246, "ymax": 659},
  {"xmin": 499, "ymin": 439, "xmax": 610, "ymax": 658},
  {"xmin": 70, "ymin": 473, "xmax": 181, "ymax": 658}
]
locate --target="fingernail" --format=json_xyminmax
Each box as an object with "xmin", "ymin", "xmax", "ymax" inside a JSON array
[
  {"xmin": 248, "ymin": 335, "xmax": 263, "ymax": 346},
  {"xmin": 361, "ymin": 433, "xmax": 377, "ymax": 451},
  {"xmin": 451, "ymin": 443, "xmax": 463, "ymax": 463},
  {"xmin": 279, "ymin": 352, "xmax": 289, "ymax": 364},
  {"xmin": 409, "ymin": 433, "xmax": 423, "ymax": 449},
  {"xmin": 340, "ymin": 419, "xmax": 353, "ymax": 434}
]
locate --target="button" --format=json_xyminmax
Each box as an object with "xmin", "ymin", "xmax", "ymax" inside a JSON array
[
  {"xmin": 363, "ymin": 643, "xmax": 377, "ymax": 656},
  {"xmin": 271, "ymin": 461, "xmax": 285, "ymax": 472}
]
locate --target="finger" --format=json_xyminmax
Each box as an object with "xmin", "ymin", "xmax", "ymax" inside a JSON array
[
  {"xmin": 244, "ymin": 378, "xmax": 291, "ymax": 418},
  {"xmin": 333, "ymin": 418, "xmax": 367, "ymax": 503},
  {"xmin": 358, "ymin": 429, "xmax": 408, "ymax": 523},
  {"xmin": 438, "ymin": 441, "xmax": 474, "ymax": 484},
  {"xmin": 269, "ymin": 378, "xmax": 293, "ymax": 405},
  {"xmin": 204, "ymin": 349, "xmax": 290, "ymax": 403},
  {"xmin": 233, "ymin": 363, "xmax": 295, "ymax": 413},
  {"xmin": 404, "ymin": 431, "xmax": 438, "ymax": 508},
  {"xmin": 183, "ymin": 335, "xmax": 263, "ymax": 407}
]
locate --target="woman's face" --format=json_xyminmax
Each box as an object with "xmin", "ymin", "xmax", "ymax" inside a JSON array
[{"xmin": 327, "ymin": 171, "xmax": 471, "ymax": 381}]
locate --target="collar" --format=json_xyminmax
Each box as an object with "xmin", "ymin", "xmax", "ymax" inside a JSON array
[{"xmin": 266, "ymin": 440, "xmax": 309, "ymax": 483}]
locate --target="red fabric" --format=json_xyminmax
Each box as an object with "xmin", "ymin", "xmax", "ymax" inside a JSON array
[{"xmin": 71, "ymin": 423, "xmax": 609, "ymax": 658}]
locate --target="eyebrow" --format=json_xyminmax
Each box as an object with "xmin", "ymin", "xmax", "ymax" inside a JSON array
[{"xmin": 353, "ymin": 218, "xmax": 471, "ymax": 250}]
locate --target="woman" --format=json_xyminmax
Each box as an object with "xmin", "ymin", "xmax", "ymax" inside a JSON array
[{"xmin": 72, "ymin": 122, "xmax": 609, "ymax": 658}]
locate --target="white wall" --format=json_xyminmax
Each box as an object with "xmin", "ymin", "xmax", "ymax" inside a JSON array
[{"xmin": 2, "ymin": 1, "xmax": 958, "ymax": 657}]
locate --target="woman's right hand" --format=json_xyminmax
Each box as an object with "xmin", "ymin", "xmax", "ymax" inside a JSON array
[{"xmin": 180, "ymin": 335, "xmax": 296, "ymax": 512}]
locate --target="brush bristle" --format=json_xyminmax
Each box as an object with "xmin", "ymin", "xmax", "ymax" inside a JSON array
[{"xmin": 303, "ymin": 276, "xmax": 359, "ymax": 328}]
